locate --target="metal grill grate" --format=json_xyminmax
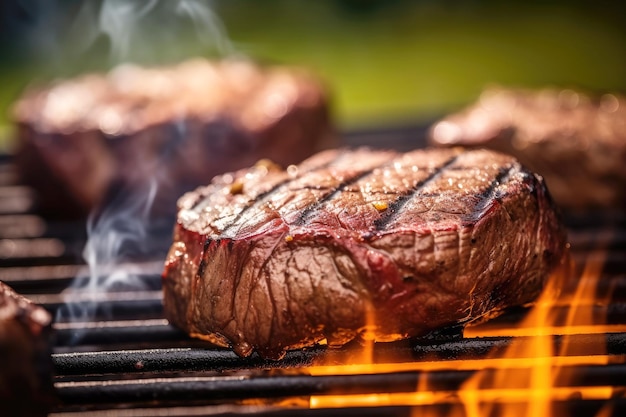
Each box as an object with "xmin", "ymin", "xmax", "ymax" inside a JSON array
[{"xmin": 1, "ymin": 127, "xmax": 625, "ymax": 416}]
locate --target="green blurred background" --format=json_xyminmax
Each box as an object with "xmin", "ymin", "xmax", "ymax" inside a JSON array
[{"xmin": 1, "ymin": 0, "xmax": 625, "ymax": 146}]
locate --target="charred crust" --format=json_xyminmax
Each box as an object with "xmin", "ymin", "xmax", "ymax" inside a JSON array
[
  {"xmin": 543, "ymin": 249, "xmax": 553, "ymax": 261},
  {"xmin": 293, "ymin": 155, "xmax": 396, "ymax": 226},
  {"xmin": 462, "ymin": 163, "xmax": 517, "ymax": 225},
  {"xmin": 197, "ymin": 259, "xmax": 207, "ymax": 277},
  {"xmin": 488, "ymin": 282, "xmax": 508, "ymax": 306},
  {"xmin": 221, "ymin": 152, "xmax": 344, "ymax": 234},
  {"xmin": 520, "ymin": 171, "xmax": 538, "ymax": 196},
  {"xmin": 373, "ymin": 155, "xmax": 459, "ymax": 231},
  {"xmin": 221, "ymin": 179, "xmax": 285, "ymax": 232},
  {"xmin": 476, "ymin": 164, "xmax": 516, "ymax": 202}
]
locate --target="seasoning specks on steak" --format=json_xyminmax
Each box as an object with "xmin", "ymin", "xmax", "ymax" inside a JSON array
[{"xmin": 163, "ymin": 147, "xmax": 567, "ymax": 359}]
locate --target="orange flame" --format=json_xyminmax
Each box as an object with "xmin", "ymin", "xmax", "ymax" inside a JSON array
[
  {"xmin": 456, "ymin": 249, "xmax": 615, "ymax": 417},
  {"xmin": 309, "ymin": 249, "xmax": 622, "ymax": 415}
]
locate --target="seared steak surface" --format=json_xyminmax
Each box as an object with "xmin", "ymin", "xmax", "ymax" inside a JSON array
[
  {"xmin": 429, "ymin": 87, "xmax": 626, "ymax": 209},
  {"xmin": 163, "ymin": 147, "xmax": 567, "ymax": 359},
  {"xmin": 0, "ymin": 282, "xmax": 55, "ymax": 416}
]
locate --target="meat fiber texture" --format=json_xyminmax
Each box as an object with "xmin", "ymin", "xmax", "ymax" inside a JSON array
[
  {"xmin": 12, "ymin": 58, "xmax": 335, "ymax": 219},
  {"xmin": 429, "ymin": 87, "xmax": 626, "ymax": 210},
  {"xmin": 163, "ymin": 147, "xmax": 568, "ymax": 359},
  {"xmin": 0, "ymin": 282, "xmax": 55, "ymax": 417}
]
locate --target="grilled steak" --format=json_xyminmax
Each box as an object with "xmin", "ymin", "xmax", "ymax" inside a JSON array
[
  {"xmin": 163, "ymin": 147, "xmax": 567, "ymax": 359},
  {"xmin": 429, "ymin": 87, "xmax": 626, "ymax": 210},
  {"xmin": 0, "ymin": 282, "xmax": 55, "ymax": 417},
  {"xmin": 12, "ymin": 58, "xmax": 334, "ymax": 219}
]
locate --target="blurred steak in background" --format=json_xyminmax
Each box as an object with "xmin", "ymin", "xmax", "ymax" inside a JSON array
[
  {"xmin": 428, "ymin": 87, "xmax": 626, "ymax": 211},
  {"xmin": 11, "ymin": 58, "xmax": 335, "ymax": 219}
]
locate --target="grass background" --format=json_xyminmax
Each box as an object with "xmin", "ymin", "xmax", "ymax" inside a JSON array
[{"xmin": 1, "ymin": 0, "xmax": 625, "ymax": 147}]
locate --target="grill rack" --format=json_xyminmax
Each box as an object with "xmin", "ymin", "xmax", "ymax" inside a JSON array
[{"xmin": 1, "ymin": 126, "xmax": 625, "ymax": 416}]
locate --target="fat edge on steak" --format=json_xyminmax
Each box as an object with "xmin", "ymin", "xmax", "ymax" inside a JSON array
[{"xmin": 162, "ymin": 147, "xmax": 568, "ymax": 359}]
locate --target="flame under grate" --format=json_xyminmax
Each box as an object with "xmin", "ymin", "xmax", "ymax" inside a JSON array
[{"xmin": 1, "ymin": 127, "xmax": 626, "ymax": 417}]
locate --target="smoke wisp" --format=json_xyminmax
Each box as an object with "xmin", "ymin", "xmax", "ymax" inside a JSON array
[{"xmin": 53, "ymin": 1, "xmax": 236, "ymax": 337}]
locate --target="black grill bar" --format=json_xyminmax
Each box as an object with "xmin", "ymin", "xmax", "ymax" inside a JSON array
[
  {"xmin": 52, "ymin": 319, "xmax": 185, "ymax": 349},
  {"xmin": 33, "ymin": 291, "xmax": 165, "ymax": 322},
  {"xmin": 51, "ymin": 332, "xmax": 626, "ymax": 378},
  {"xmin": 0, "ymin": 262, "xmax": 163, "ymax": 292},
  {"xmin": 0, "ymin": 184, "xmax": 35, "ymax": 214},
  {"xmin": 412, "ymin": 332, "xmax": 626, "ymax": 360},
  {"xmin": 1, "ymin": 131, "xmax": 626, "ymax": 417},
  {"xmin": 52, "ymin": 371, "xmax": 468, "ymax": 405},
  {"xmin": 45, "ymin": 299, "xmax": 626, "ymax": 352},
  {"xmin": 53, "ymin": 364, "xmax": 626, "ymax": 408},
  {"xmin": 49, "ymin": 401, "xmax": 626, "ymax": 417},
  {"xmin": 50, "ymin": 405, "xmax": 434, "ymax": 417},
  {"xmin": 53, "ymin": 347, "xmax": 325, "ymax": 377},
  {"xmin": 48, "ymin": 405, "xmax": 440, "ymax": 417}
]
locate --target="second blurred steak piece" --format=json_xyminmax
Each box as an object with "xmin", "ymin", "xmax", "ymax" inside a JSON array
[
  {"xmin": 12, "ymin": 58, "xmax": 335, "ymax": 219},
  {"xmin": 429, "ymin": 87, "xmax": 626, "ymax": 210},
  {"xmin": 0, "ymin": 282, "xmax": 55, "ymax": 417}
]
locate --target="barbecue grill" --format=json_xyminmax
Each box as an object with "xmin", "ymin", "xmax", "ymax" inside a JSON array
[{"xmin": 1, "ymin": 125, "xmax": 625, "ymax": 417}]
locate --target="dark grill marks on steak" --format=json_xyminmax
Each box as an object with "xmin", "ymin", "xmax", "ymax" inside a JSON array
[
  {"xmin": 466, "ymin": 163, "xmax": 519, "ymax": 221},
  {"xmin": 373, "ymin": 155, "xmax": 460, "ymax": 231},
  {"xmin": 182, "ymin": 149, "xmax": 349, "ymax": 237},
  {"xmin": 214, "ymin": 152, "xmax": 352, "ymax": 233},
  {"xmin": 210, "ymin": 149, "xmax": 397, "ymax": 238},
  {"xmin": 480, "ymin": 164, "xmax": 518, "ymax": 200},
  {"xmin": 217, "ymin": 150, "xmax": 350, "ymax": 236},
  {"xmin": 292, "ymin": 155, "xmax": 398, "ymax": 227},
  {"xmin": 164, "ymin": 147, "xmax": 568, "ymax": 359}
]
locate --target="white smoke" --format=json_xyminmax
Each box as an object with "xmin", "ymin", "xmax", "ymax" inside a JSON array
[
  {"xmin": 176, "ymin": 0, "xmax": 235, "ymax": 57},
  {"xmin": 82, "ymin": 178, "xmax": 158, "ymax": 292},
  {"xmin": 55, "ymin": 178, "xmax": 161, "ymax": 326},
  {"xmin": 98, "ymin": 0, "xmax": 159, "ymax": 61},
  {"xmin": 54, "ymin": 0, "xmax": 236, "ymax": 334},
  {"xmin": 65, "ymin": 0, "xmax": 235, "ymax": 65}
]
